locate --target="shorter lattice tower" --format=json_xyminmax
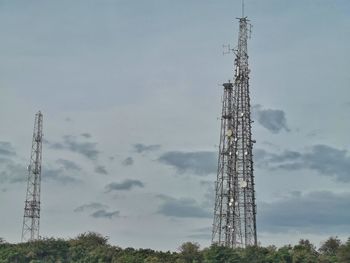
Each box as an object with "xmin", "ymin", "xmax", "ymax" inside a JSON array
[{"xmin": 21, "ymin": 111, "xmax": 43, "ymax": 242}]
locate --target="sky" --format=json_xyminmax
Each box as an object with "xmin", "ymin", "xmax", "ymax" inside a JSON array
[{"xmin": 0, "ymin": 0, "xmax": 350, "ymax": 251}]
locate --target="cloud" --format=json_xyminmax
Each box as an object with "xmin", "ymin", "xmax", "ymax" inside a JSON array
[
  {"xmin": 0, "ymin": 158, "xmax": 79, "ymax": 185},
  {"xmin": 105, "ymin": 179, "xmax": 144, "ymax": 192},
  {"xmin": 253, "ymin": 104, "xmax": 290, "ymax": 133},
  {"xmin": 94, "ymin": 165, "xmax": 108, "ymax": 175},
  {"xmin": 122, "ymin": 157, "xmax": 134, "ymax": 166},
  {"xmin": 74, "ymin": 202, "xmax": 108, "ymax": 212},
  {"xmin": 80, "ymin": 133, "xmax": 92, "ymax": 138},
  {"xmin": 255, "ymin": 144, "xmax": 350, "ymax": 182},
  {"xmin": 43, "ymin": 168, "xmax": 80, "ymax": 184},
  {"xmin": 0, "ymin": 160, "xmax": 26, "ymax": 183},
  {"xmin": 259, "ymin": 191, "xmax": 350, "ymax": 234},
  {"xmin": 90, "ymin": 209, "xmax": 120, "ymax": 219},
  {"xmin": 48, "ymin": 135, "xmax": 99, "ymax": 160},
  {"xmin": 200, "ymin": 180, "xmax": 215, "ymax": 209},
  {"xmin": 158, "ymin": 151, "xmax": 217, "ymax": 176},
  {"xmin": 134, "ymin": 143, "xmax": 161, "ymax": 153},
  {"xmin": 0, "ymin": 142, "xmax": 16, "ymax": 156},
  {"xmin": 56, "ymin": 159, "xmax": 81, "ymax": 171},
  {"xmin": 156, "ymin": 195, "xmax": 211, "ymax": 218},
  {"xmin": 187, "ymin": 227, "xmax": 212, "ymax": 240}
]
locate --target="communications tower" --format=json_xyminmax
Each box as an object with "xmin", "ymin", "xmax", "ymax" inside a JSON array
[
  {"xmin": 211, "ymin": 12, "xmax": 257, "ymax": 247},
  {"xmin": 21, "ymin": 111, "xmax": 43, "ymax": 242}
]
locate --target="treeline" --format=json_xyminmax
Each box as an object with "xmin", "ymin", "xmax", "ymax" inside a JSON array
[{"xmin": 1, "ymin": 232, "xmax": 350, "ymax": 263}]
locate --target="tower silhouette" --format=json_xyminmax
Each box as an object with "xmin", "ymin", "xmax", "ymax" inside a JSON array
[
  {"xmin": 22, "ymin": 111, "xmax": 43, "ymax": 242},
  {"xmin": 212, "ymin": 15, "xmax": 257, "ymax": 248}
]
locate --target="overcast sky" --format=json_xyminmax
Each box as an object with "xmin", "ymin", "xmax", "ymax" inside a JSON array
[{"xmin": 0, "ymin": 0, "xmax": 350, "ymax": 251}]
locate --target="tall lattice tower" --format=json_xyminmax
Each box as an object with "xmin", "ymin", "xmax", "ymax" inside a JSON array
[
  {"xmin": 212, "ymin": 14, "xmax": 257, "ymax": 248},
  {"xmin": 21, "ymin": 111, "xmax": 43, "ymax": 242}
]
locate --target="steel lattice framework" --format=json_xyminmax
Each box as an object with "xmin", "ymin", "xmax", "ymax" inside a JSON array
[
  {"xmin": 22, "ymin": 111, "xmax": 43, "ymax": 242},
  {"xmin": 212, "ymin": 17, "xmax": 257, "ymax": 248}
]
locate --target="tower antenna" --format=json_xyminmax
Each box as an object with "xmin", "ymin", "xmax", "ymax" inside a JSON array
[
  {"xmin": 212, "ymin": 13, "xmax": 257, "ymax": 248},
  {"xmin": 242, "ymin": 0, "xmax": 245, "ymax": 17},
  {"xmin": 21, "ymin": 111, "xmax": 43, "ymax": 242}
]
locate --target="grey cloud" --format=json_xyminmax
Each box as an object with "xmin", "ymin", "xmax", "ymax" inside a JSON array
[
  {"xmin": 187, "ymin": 233, "xmax": 212, "ymax": 239},
  {"xmin": 122, "ymin": 157, "xmax": 134, "ymax": 166},
  {"xmin": 200, "ymin": 180, "xmax": 215, "ymax": 209},
  {"xmin": 56, "ymin": 159, "xmax": 81, "ymax": 171},
  {"xmin": 255, "ymin": 145, "xmax": 350, "ymax": 182},
  {"xmin": 158, "ymin": 151, "xmax": 216, "ymax": 176},
  {"xmin": 91, "ymin": 209, "xmax": 120, "ymax": 219},
  {"xmin": 134, "ymin": 143, "xmax": 161, "ymax": 153},
  {"xmin": 94, "ymin": 165, "xmax": 108, "ymax": 175},
  {"xmin": 74, "ymin": 202, "xmax": 108, "ymax": 212},
  {"xmin": 48, "ymin": 135, "xmax": 99, "ymax": 160},
  {"xmin": 0, "ymin": 159, "xmax": 79, "ymax": 184},
  {"xmin": 156, "ymin": 195, "xmax": 211, "ymax": 218},
  {"xmin": 105, "ymin": 179, "xmax": 144, "ymax": 192},
  {"xmin": 253, "ymin": 104, "xmax": 290, "ymax": 133},
  {"xmin": 0, "ymin": 161, "xmax": 26, "ymax": 183},
  {"xmin": 80, "ymin": 133, "xmax": 92, "ymax": 138},
  {"xmin": 259, "ymin": 191, "xmax": 350, "ymax": 234},
  {"xmin": 43, "ymin": 168, "xmax": 80, "ymax": 184},
  {"xmin": 0, "ymin": 142, "xmax": 16, "ymax": 156},
  {"xmin": 187, "ymin": 227, "xmax": 211, "ymax": 240}
]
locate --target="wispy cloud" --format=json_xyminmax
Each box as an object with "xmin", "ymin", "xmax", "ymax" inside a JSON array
[
  {"xmin": 43, "ymin": 168, "xmax": 80, "ymax": 184},
  {"xmin": 255, "ymin": 145, "xmax": 350, "ymax": 182},
  {"xmin": 0, "ymin": 160, "xmax": 26, "ymax": 183},
  {"xmin": 134, "ymin": 143, "xmax": 161, "ymax": 153},
  {"xmin": 74, "ymin": 202, "xmax": 108, "ymax": 212},
  {"xmin": 158, "ymin": 151, "xmax": 216, "ymax": 176},
  {"xmin": 105, "ymin": 179, "xmax": 144, "ymax": 192},
  {"xmin": 253, "ymin": 104, "xmax": 290, "ymax": 133},
  {"xmin": 122, "ymin": 157, "xmax": 134, "ymax": 166},
  {"xmin": 94, "ymin": 165, "xmax": 108, "ymax": 175},
  {"xmin": 91, "ymin": 209, "xmax": 120, "ymax": 219},
  {"xmin": 187, "ymin": 227, "xmax": 212, "ymax": 240},
  {"xmin": 0, "ymin": 142, "xmax": 16, "ymax": 156},
  {"xmin": 156, "ymin": 195, "xmax": 211, "ymax": 218},
  {"xmin": 56, "ymin": 159, "xmax": 81, "ymax": 171},
  {"xmin": 80, "ymin": 133, "xmax": 92, "ymax": 138},
  {"xmin": 48, "ymin": 135, "xmax": 99, "ymax": 160},
  {"xmin": 259, "ymin": 191, "xmax": 350, "ymax": 234}
]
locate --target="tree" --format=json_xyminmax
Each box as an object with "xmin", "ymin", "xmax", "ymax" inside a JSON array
[
  {"xmin": 178, "ymin": 242, "xmax": 202, "ymax": 263},
  {"xmin": 317, "ymin": 237, "xmax": 342, "ymax": 263},
  {"xmin": 273, "ymin": 245, "xmax": 293, "ymax": 263},
  {"xmin": 337, "ymin": 238, "xmax": 350, "ymax": 263},
  {"xmin": 203, "ymin": 244, "xmax": 241, "ymax": 263},
  {"xmin": 319, "ymin": 237, "xmax": 341, "ymax": 256},
  {"xmin": 241, "ymin": 245, "xmax": 272, "ymax": 263},
  {"xmin": 292, "ymin": 239, "xmax": 318, "ymax": 263},
  {"xmin": 145, "ymin": 255, "xmax": 162, "ymax": 263}
]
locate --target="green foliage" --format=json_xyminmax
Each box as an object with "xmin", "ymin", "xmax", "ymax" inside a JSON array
[
  {"xmin": 318, "ymin": 237, "xmax": 341, "ymax": 263},
  {"xmin": 0, "ymin": 234, "xmax": 349, "ymax": 263},
  {"xmin": 291, "ymin": 239, "xmax": 318, "ymax": 263},
  {"xmin": 337, "ymin": 238, "xmax": 350, "ymax": 263},
  {"xmin": 203, "ymin": 244, "xmax": 241, "ymax": 262},
  {"xmin": 178, "ymin": 242, "xmax": 202, "ymax": 263}
]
